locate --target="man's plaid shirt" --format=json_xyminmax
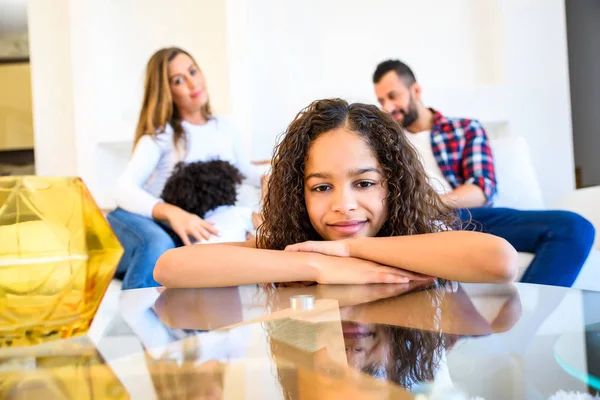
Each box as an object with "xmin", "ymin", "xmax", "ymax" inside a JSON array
[{"xmin": 429, "ymin": 109, "xmax": 496, "ymax": 206}]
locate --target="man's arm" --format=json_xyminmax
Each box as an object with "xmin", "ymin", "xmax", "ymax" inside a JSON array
[
  {"xmin": 447, "ymin": 119, "xmax": 496, "ymax": 208},
  {"xmin": 440, "ymin": 184, "xmax": 486, "ymax": 209}
]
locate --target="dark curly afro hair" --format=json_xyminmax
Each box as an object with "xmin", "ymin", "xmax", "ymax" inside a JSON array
[{"xmin": 161, "ymin": 160, "xmax": 245, "ymax": 218}]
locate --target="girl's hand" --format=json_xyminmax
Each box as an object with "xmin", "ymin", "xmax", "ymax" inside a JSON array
[
  {"xmin": 290, "ymin": 240, "xmax": 435, "ymax": 281},
  {"xmin": 167, "ymin": 207, "xmax": 220, "ymax": 246},
  {"xmin": 285, "ymin": 240, "xmax": 350, "ymax": 257},
  {"xmin": 310, "ymin": 253, "xmax": 427, "ymax": 284}
]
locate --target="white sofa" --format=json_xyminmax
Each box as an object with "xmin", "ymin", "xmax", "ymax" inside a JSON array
[{"xmin": 490, "ymin": 136, "xmax": 600, "ymax": 290}]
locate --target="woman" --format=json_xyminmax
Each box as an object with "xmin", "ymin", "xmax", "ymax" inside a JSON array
[{"xmin": 108, "ymin": 47, "xmax": 265, "ymax": 290}]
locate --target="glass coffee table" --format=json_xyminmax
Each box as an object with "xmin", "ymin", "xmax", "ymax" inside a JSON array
[{"xmin": 1, "ymin": 281, "xmax": 599, "ymax": 399}]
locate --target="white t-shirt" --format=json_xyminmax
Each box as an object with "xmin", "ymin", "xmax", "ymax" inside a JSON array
[
  {"xmin": 114, "ymin": 117, "xmax": 263, "ymax": 218},
  {"xmin": 194, "ymin": 205, "xmax": 255, "ymax": 244},
  {"xmin": 405, "ymin": 130, "xmax": 453, "ymax": 195}
]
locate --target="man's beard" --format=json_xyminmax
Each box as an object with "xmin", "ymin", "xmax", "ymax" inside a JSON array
[{"xmin": 399, "ymin": 97, "xmax": 419, "ymax": 128}]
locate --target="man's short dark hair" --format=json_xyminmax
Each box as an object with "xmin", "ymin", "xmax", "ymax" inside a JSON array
[{"xmin": 373, "ymin": 59, "xmax": 417, "ymax": 86}]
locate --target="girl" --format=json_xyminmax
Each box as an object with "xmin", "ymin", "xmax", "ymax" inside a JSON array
[
  {"xmin": 107, "ymin": 47, "xmax": 266, "ymax": 290},
  {"xmin": 154, "ymin": 99, "xmax": 518, "ymax": 287}
]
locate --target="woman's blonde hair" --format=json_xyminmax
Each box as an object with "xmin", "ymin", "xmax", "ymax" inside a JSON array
[{"xmin": 133, "ymin": 47, "xmax": 213, "ymax": 151}]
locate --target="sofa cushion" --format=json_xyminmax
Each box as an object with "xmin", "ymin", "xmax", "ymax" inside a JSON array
[
  {"xmin": 490, "ymin": 136, "xmax": 545, "ymax": 210},
  {"xmin": 236, "ymin": 183, "xmax": 263, "ymax": 212},
  {"xmin": 515, "ymin": 252, "xmax": 535, "ymax": 281},
  {"xmin": 553, "ymin": 185, "xmax": 600, "ymax": 251}
]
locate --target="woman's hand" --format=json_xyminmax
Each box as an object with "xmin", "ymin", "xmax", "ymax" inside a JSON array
[{"xmin": 166, "ymin": 206, "xmax": 220, "ymax": 245}]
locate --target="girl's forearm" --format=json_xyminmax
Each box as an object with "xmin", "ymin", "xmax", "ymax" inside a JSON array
[
  {"xmin": 346, "ymin": 231, "xmax": 518, "ymax": 283},
  {"xmin": 154, "ymin": 244, "xmax": 319, "ymax": 288}
]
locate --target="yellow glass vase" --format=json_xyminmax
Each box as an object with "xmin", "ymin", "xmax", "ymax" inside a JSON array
[{"xmin": 0, "ymin": 176, "xmax": 123, "ymax": 347}]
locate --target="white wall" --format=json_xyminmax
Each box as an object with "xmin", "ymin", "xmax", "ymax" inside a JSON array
[
  {"xmin": 500, "ymin": 0, "xmax": 575, "ymax": 206},
  {"xmin": 0, "ymin": 0, "xmax": 28, "ymax": 35},
  {"xmin": 28, "ymin": 0, "xmax": 575, "ymax": 207},
  {"xmin": 242, "ymin": 0, "xmax": 508, "ymax": 157},
  {"xmin": 236, "ymin": 0, "xmax": 575, "ymax": 205},
  {"xmin": 566, "ymin": 0, "xmax": 600, "ymax": 188}
]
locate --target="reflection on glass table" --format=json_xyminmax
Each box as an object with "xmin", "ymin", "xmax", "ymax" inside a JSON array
[
  {"xmin": 0, "ymin": 336, "xmax": 128, "ymax": 399},
  {"xmin": 2, "ymin": 280, "xmax": 600, "ymax": 399},
  {"xmin": 555, "ymin": 321, "xmax": 600, "ymax": 392}
]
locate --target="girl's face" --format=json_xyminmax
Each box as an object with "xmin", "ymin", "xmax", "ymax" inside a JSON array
[
  {"xmin": 304, "ymin": 128, "xmax": 388, "ymax": 241},
  {"xmin": 167, "ymin": 53, "xmax": 209, "ymax": 116},
  {"xmin": 341, "ymin": 322, "xmax": 389, "ymax": 373}
]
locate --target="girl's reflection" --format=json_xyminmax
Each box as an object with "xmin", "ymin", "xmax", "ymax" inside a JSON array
[
  {"xmin": 146, "ymin": 281, "xmax": 521, "ymax": 397},
  {"xmin": 342, "ymin": 322, "xmax": 450, "ymax": 385},
  {"xmin": 264, "ymin": 281, "xmax": 459, "ymax": 397}
]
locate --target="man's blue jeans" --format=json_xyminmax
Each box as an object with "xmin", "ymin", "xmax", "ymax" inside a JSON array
[
  {"xmin": 459, "ymin": 207, "xmax": 595, "ymax": 287},
  {"xmin": 107, "ymin": 208, "xmax": 183, "ymax": 290}
]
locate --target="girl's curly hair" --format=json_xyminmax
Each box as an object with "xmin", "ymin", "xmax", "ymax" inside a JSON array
[{"xmin": 258, "ymin": 98, "xmax": 458, "ymax": 250}]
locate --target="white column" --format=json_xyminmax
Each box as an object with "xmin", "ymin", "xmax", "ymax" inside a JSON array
[
  {"xmin": 225, "ymin": 0, "xmax": 253, "ymax": 159},
  {"xmin": 27, "ymin": 0, "xmax": 78, "ymax": 177}
]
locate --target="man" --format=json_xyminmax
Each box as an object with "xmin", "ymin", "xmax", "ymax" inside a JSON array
[{"xmin": 373, "ymin": 59, "xmax": 595, "ymax": 287}]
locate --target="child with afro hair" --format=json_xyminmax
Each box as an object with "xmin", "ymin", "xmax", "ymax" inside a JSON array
[{"xmin": 161, "ymin": 160, "xmax": 259, "ymax": 244}]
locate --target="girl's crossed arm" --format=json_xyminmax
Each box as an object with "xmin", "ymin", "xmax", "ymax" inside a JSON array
[
  {"xmin": 285, "ymin": 231, "xmax": 518, "ymax": 284},
  {"xmin": 153, "ymin": 239, "xmax": 424, "ymax": 288}
]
